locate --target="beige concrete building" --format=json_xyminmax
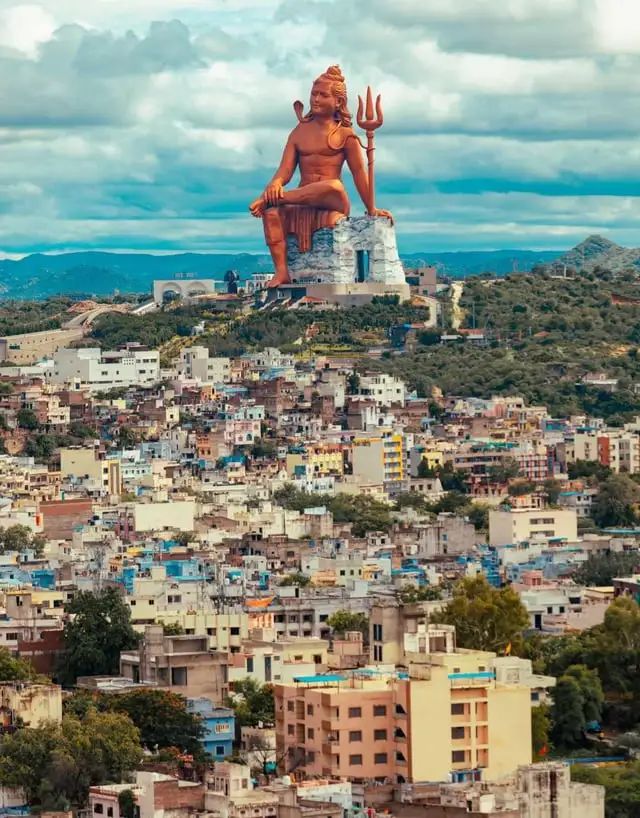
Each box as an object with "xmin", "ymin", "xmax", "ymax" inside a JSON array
[
  {"xmin": 573, "ymin": 429, "xmax": 640, "ymax": 474},
  {"xmin": 120, "ymin": 626, "xmax": 228, "ymax": 704},
  {"xmin": 0, "ymin": 328, "xmax": 83, "ymax": 365},
  {"xmin": 133, "ymin": 500, "xmax": 196, "ymax": 533},
  {"xmin": 489, "ymin": 507, "xmax": 578, "ymax": 546},
  {"xmin": 0, "ymin": 682, "xmax": 62, "ymax": 728},
  {"xmin": 60, "ymin": 447, "xmax": 122, "ymax": 496}
]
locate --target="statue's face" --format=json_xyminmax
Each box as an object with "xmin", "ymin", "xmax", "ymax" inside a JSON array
[{"xmin": 310, "ymin": 80, "xmax": 337, "ymax": 117}]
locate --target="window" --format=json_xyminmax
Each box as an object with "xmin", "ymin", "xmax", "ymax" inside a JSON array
[
  {"xmin": 247, "ymin": 657, "xmax": 254, "ymax": 673},
  {"xmin": 374, "ymin": 753, "xmax": 388, "ymax": 764},
  {"xmin": 373, "ymin": 624, "xmax": 382, "ymax": 641},
  {"xmin": 107, "ymin": 808, "xmax": 113, "ymax": 817},
  {"xmin": 288, "ymin": 725, "xmax": 294, "ymax": 735},
  {"xmin": 451, "ymin": 727, "xmax": 465, "ymax": 739},
  {"xmin": 374, "ymin": 729, "xmax": 387, "ymax": 740},
  {"xmin": 348, "ymin": 707, "xmax": 362, "ymax": 718},
  {"xmin": 171, "ymin": 667, "xmax": 187, "ymax": 686},
  {"xmin": 373, "ymin": 705, "xmax": 387, "ymax": 717},
  {"xmin": 451, "ymin": 703, "xmax": 465, "ymax": 715},
  {"xmin": 308, "ymin": 728, "xmax": 314, "ymax": 739},
  {"xmin": 307, "ymin": 704, "xmax": 314, "ymax": 715},
  {"xmin": 452, "ymin": 751, "xmax": 466, "ymax": 763},
  {"xmin": 349, "ymin": 754, "xmax": 363, "ymax": 765},
  {"xmin": 94, "ymin": 806, "xmax": 104, "ymax": 815},
  {"xmin": 230, "ymin": 627, "xmax": 240, "ymax": 635},
  {"xmin": 373, "ymin": 645, "xmax": 382, "ymax": 662},
  {"xmin": 349, "ymin": 730, "xmax": 362, "ymax": 742},
  {"xmin": 287, "ymin": 701, "xmax": 294, "ymax": 712}
]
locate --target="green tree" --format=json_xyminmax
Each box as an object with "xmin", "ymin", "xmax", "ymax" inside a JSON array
[
  {"xmin": 17, "ymin": 408, "xmax": 39, "ymax": 430},
  {"xmin": 564, "ymin": 664, "xmax": 604, "ymax": 723},
  {"xmin": 24, "ymin": 433, "xmax": 58, "ymax": 462},
  {"xmin": 487, "ymin": 457, "xmax": 520, "ymax": 483},
  {"xmin": 0, "ymin": 524, "xmax": 32, "ymax": 553},
  {"xmin": 118, "ymin": 789, "xmax": 138, "ymax": 818},
  {"xmin": 572, "ymin": 761, "xmax": 640, "ymax": 818},
  {"xmin": 228, "ymin": 678, "xmax": 275, "ymax": 728},
  {"xmin": 346, "ymin": 370, "xmax": 360, "ymax": 395},
  {"xmin": 109, "ymin": 689, "xmax": 204, "ymax": 756},
  {"xmin": 593, "ymin": 475, "xmax": 640, "ymax": 528},
  {"xmin": 0, "ymin": 647, "xmax": 41, "ymax": 681},
  {"xmin": 531, "ymin": 705, "xmax": 552, "ymax": 760},
  {"xmin": 430, "ymin": 576, "xmax": 530, "ymax": 654},
  {"xmin": 417, "ymin": 459, "xmax": 437, "ymax": 478},
  {"xmin": 394, "ymin": 492, "xmax": 431, "ymax": 512},
  {"xmin": 0, "ymin": 722, "xmax": 60, "ymax": 805},
  {"xmin": 326, "ymin": 610, "xmax": 368, "ymax": 638},
  {"xmin": 574, "ymin": 552, "xmax": 640, "ymax": 586},
  {"xmin": 551, "ymin": 675, "xmax": 586, "ymax": 748},
  {"xmin": 568, "ymin": 460, "xmax": 612, "ymax": 483},
  {"xmin": 117, "ymin": 426, "xmax": 140, "ymax": 449},
  {"xmin": 398, "ymin": 585, "xmax": 443, "ymax": 603},
  {"xmin": 0, "ymin": 710, "xmax": 141, "ymax": 809},
  {"xmin": 59, "ymin": 588, "xmax": 139, "ymax": 686},
  {"xmin": 160, "ymin": 621, "xmax": 185, "ymax": 636},
  {"xmin": 279, "ymin": 572, "xmax": 310, "ymax": 587},
  {"xmin": 551, "ymin": 665, "xmax": 603, "ymax": 748}
]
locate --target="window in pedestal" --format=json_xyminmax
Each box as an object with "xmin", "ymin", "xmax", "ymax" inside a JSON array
[{"xmin": 356, "ymin": 250, "xmax": 370, "ymax": 282}]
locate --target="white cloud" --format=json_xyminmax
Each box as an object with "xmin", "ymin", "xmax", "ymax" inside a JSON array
[
  {"xmin": 0, "ymin": 0, "xmax": 639, "ymax": 254},
  {"xmin": 0, "ymin": 4, "xmax": 56, "ymax": 55}
]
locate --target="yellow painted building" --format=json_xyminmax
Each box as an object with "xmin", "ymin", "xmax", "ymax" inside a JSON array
[
  {"xmin": 419, "ymin": 448, "xmax": 445, "ymax": 471},
  {"xmin": 286, "ymin": 444, "xmax": 344, "ymax": 478}
]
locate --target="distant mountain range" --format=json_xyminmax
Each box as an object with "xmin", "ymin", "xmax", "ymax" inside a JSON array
[
  {"xmin": 548, "ymin": 235, "xmax": 640, "ymax": 274},
  {"xmin": 0, "ymin": 248, "xmax": 563, "ymax": 299}
]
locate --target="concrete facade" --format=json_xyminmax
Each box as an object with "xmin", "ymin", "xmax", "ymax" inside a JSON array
[{"xmin": 286, "ymin": 216, "xmax": 406, "ymax": 286}]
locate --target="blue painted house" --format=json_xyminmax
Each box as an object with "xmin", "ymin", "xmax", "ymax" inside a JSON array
[{"xmin": 187, "ymin": 698, "xmax": 235, "ymax": 759}]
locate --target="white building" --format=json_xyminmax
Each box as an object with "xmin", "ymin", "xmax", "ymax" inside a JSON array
[
  {"xmin": 358, "ymin": 373, "xmax": 406, "ymax": 407},
  {"xmin": 177, "ymin": 347, "xmax": 231, "ymax": 384},
  {"xmin": 51, "ymin": 346, "xmax": 160, "ymax": 392}
]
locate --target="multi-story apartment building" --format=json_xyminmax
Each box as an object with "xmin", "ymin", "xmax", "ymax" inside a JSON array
[
  {"xmin": 286, "ymin": 444, "xmax": 344, "ymax": 478},
  {"xmin": 351, "ymin": 432, "xmax": 405, "ymax": 496},
  {"xmin": 120, "ymin": 626, "xmax": 228, "ymax": 704},
  {"xmin": 275, "ymin": 626, "xmax": 532, "ymax": 784},
  {"xmin": 489, "ymin": 507, "xmax": 578, "ymax": 546},
  {"xmin": 177, "ymin": 347, "xmax": 231, "ymax": 384},
  {"xmin": 573, "ymin": 429, "xmax": 640, "ymax": 474},
  {"xmin": 357, "ymin": 374, "xmax": 405, "ymax": 407},
  {"xmin": 50, "ymin": 345, "xmax": 160, "ymax": 392}
]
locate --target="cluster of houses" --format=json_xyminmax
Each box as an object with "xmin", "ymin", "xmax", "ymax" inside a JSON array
[{"xmin": 0, "ymin": 338, "xmax": 631, "ymax": 818}]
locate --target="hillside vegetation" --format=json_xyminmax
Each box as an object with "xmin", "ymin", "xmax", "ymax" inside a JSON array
[{"xmin": 376, "ymin": 270, "xmax": 640, "ymax": 420}]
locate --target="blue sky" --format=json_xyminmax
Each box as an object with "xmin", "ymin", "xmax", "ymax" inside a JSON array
[{"xmin": 1, "ymin": 0, "xmax": 640, "ymax": 256}]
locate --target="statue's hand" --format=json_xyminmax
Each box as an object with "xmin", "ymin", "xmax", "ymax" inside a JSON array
[
  {"xmin": 371, "ymin": 208, "xmax": 394, "ymax": 225},
  {"xmin": 264, "ymin": 181, "xmax": 284, "ymax": 206}
]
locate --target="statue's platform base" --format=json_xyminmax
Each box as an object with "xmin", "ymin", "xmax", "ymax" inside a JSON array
[{"xmin": 266, "ymin": 281, "xmax": 410, "ymax": 307}]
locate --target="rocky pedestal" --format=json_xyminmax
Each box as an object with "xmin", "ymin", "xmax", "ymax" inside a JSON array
[{"xmin": 287, "ymin": 215, "xmax": 406, "ymax": 285}]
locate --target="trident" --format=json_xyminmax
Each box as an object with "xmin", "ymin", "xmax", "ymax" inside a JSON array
[{"xmin": 357, "ymin": 86, "xmax": 383, "ymax": 215}]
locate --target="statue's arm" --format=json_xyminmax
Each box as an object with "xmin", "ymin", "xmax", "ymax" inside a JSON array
[
  {"xmin": 263, "ymin": 133, "xmax": 298, "ymax": 205},
  {"xmin": 344, "ymin": 132, "xmax": 371, "ymax": 212}
]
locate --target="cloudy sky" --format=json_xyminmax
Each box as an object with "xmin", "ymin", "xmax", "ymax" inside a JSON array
[{"xmin": 2, "ymin": 0, "xmax": 640, "ymax": 256}]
